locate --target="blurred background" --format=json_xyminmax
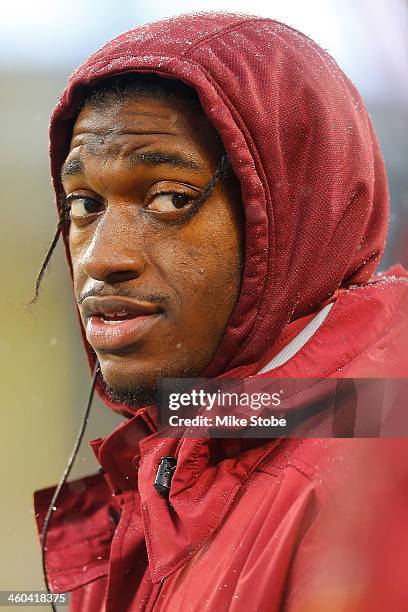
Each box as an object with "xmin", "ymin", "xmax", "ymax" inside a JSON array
[{"xmin": 1, "ymin": 0, "xmax": 407, "ymax": 604}]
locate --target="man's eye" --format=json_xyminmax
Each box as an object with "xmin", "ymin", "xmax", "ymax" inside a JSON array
[
  {"xmin": 147, "ymin": 192, "xmax": 193, "ymax": 213},
  {"xmin": 68, "ymin": 197, "xmax": 104, "ymax": 218}
]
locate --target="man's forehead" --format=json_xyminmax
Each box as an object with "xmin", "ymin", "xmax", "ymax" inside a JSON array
[
  {"xmin": 61, "ymin": 96, "xmax": 222, "ymax": 181},
  {"xmin": 72, "ymin": 96, "xmax": 192, "ymax": 141}
]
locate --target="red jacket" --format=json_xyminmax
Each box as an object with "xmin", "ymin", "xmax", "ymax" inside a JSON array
[{"xmin": 35, "ymin": 12, "xmax": 408, "ymax": 611}]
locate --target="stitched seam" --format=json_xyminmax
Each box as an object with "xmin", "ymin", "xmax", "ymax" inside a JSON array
[
  {"xmin": 258, "ymin": 456, "xmax": 338, "ymax": 507},
  {"xmin": 118, "ymin": 494, "xmax": 135, "ymax": 566},
  {"xmin": 45, "ymin": 528, "xmax": 115, "ymax": 553},
  {"xmin": 258, "ymin": 439, "xmax": 305, "ymax": 469},
  {"xmin": 105, "ymin": 493, "xmax": 135, "ymax": 608},
  {"xmin": 286, "ymin": 460, "xmax": 345, "ymax": 512},
  {"xmin": 76, "ymin": 18, "xmax": 255, "ymax": 70},
  {"xmin": 256, "ymin": 464, "xmax": 282, "ymax": 476},
  {"xmin": 48, "ymin": 556, "xmax": 109, "ymax": 575},
  {"xmin": 182, "ymin": 16, "xmax": 267, "ymax": 58},
  {"xmin": 141, "ymin": 500, "xmax": 156, "ymax": 581},
  {"xmin": 287, "ymin": 458, "xmax": 315, "ymax": 479}
]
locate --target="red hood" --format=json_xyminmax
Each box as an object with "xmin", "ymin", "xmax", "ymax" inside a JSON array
[{"xmin": 49, "ymin": 11, "xmax": 389, "ymax": 406}]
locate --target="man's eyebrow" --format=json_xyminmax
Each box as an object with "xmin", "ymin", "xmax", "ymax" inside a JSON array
[
  {"xmin": 61, "ymin": 150, "xmax": 205, "ymax": 181},
  {"xmin": 61, "ymin": 157, "xmax": 85, "ymax": 180},
  {"xmin": 128, "ymin": 151, "xmax": 204, "ymax": 172}
]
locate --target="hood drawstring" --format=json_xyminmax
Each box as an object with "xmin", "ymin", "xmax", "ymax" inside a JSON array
[{"xmin": 42, "ymin": 361, "xmax": 99, "ymax": 611}]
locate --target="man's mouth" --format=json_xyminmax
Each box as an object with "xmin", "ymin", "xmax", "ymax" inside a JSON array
[{"xmin": 81, "ymin": 296, "xmax": 163, "ymax": 351}]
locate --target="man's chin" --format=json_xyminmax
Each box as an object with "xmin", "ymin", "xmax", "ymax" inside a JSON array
[
  {"xmin": 100, "ymin": 372, "xmax": 158, "ymax": 409},
  {"xmin": 95, "ymin": 352, "xmax": 204, "ymax": 409}
]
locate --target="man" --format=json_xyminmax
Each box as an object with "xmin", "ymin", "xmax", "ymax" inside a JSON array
[{"xmin": 34, "ymin": 12, "xmax": 408, "ymax": 612}]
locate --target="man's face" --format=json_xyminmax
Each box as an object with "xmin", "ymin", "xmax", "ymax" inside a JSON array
[{"xmin": 61, "ymin": 91, "xmax": 243, "ymax": 405}]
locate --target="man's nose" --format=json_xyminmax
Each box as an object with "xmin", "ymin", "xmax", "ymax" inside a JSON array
[{"xmin": 79, "ymin": 210, "xmax": 145, "ymax": 284}]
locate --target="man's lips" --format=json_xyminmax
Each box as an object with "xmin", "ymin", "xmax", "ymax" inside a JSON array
[{"xmin": 81, "ymin": 296, "xmax": 163, "ymax": 351}]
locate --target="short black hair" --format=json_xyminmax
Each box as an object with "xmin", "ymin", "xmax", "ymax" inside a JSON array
[{"xmin": 82, "ymin": 72, "xmax": 201, "ymax": 112}]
